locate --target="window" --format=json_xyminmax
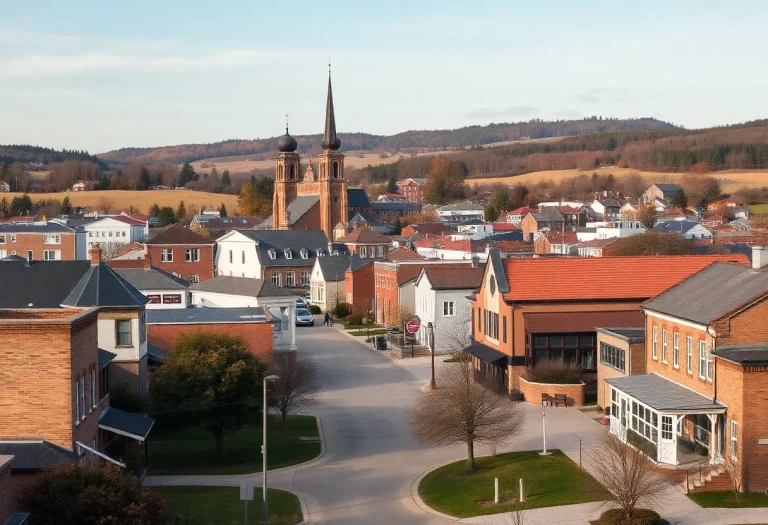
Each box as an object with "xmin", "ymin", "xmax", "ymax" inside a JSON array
[
  {"xmin": 673, "ymin": 332, "xmax": 679, "ymax": 368},
  {"xmin": 378, "ymin": 246, "xmax": 384, "ymax": 257},
  {"xmin": 73, "ymin": 378, "xmax": 79, "ymax": 425},
  {"xmin": 188, "ymin": 274, "xmax": 199, "ymax": 284},
  {"xmin": 80, "ymin": 376, "xmax": 86, "ymax": 420},
  {"xmin": 503, "ymin": 316, "xmax": 507, "ymax": 343},
  {"xmin": 268, "ymin": 249, "xmax": 277, "ymax": 260},
  {"xmin": 43, "ymin": 234, "xmax": 61, "ymax": 244},
  {"xmin": 707, "ymin": 344, "xmax": 713, "ymax": 381},
  {"xmin": 10, "ymin": 235, "xmax": 15, "ymax": 242},
  {"xmin": 43, "ymin": 250, "xmax": 60, "ymax": 261},
  {"xmin": 100, "ymin": 366, "xmax": 109, "ymax": 401},
  {"xmin": 185, "ymin": 248, "xmax": 200, "ymax": 262},
  {"xmin": 686, "ymin": 336, "xmax": 693, "ymax": 374},
  {"xmin": 652, "ymin": 326, "xmax": 658, "ymax": 359},
  {"xmin": 229, "ymin": 250, "xmax": 233, "ymax": 264},
  {"xmin": 271, "ymin": 272, "xmax": 281, "ymax": 286},
  {"xmin": 116, "ymin": 319, "xmax": 132, "ymax": 346},
  {"xmin": 443, "ymin": 301, "xmax": 455, "ymax": 316},
  {"xmin": 0, "ymin": 235, "xmax": 5, "ymax": 244},
  {"xmin": 661, "ymin": 415, "xmax": 673, "ymax": 440},
  {"xmin": 242, "ymin": 251, "xmax": 245, "ymax": 264},
  {"xmin": 731, "ymin": 420, "xmax": 738, "ymax": 460},
  {"xmin": 631, "ymin": 400, "xmax": 658, "ymax": 444},
  {"xmin": 108, "ymin": 231, "xmax": 113, "ymax": 237},
  {"xmin": 161, "ymin": 249, "xmax": 173, "ymax": 262},
  {"xmin": 91, "ymin": 368, "xmax": 97, "ymax": 409},
  {"xmin": 600, "ymin": 342, "xmax": 626, "ymax": 373},
  {"xmin": 286, "ymin": 271, "xmax": 295, "ymax": 287},
  {"xmin": 284, "ymin": 249, "xmax": 292, "ymax": 259},
  {"xmin": 300, "ymin": 271, "xmax": 310, "ymax": 286},
  {"xmin": 300, "ymin": 248, "xmax": 308, "ymax": 259},
  {"xmin": 662, "ymin": 329, "xmax": 668, "ymax": 364},
  {"xmin": 27, "ymin": 250, "xmax": 33, "ymax": 260},
  {"xmin": 699, "ymin": 340, "xmax": 707, "ymax": 379}
]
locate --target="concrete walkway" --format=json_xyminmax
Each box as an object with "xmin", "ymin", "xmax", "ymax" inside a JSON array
[{"xmin": 144, "ymin": 325, "xmax": 768, "ymax": 524}]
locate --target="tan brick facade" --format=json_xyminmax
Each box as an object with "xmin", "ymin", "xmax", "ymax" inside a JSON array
[
  {"xmin": 146, "ymin": 243, "xmax": 214, "ymax": 282},
  {"xmin": 596, "ymin": 330, "xmax": 646, "ymax": 409},
  {"xmin": 148, "ymin": 322, "xmax": 274, "ymax": 363},
  {"xmin": 518, "ymin": 377, "xmax": 585, "ymax": 407},
  {"xmin": 0, "ymin": 231, "xmax": 78, "ymax": 260}
]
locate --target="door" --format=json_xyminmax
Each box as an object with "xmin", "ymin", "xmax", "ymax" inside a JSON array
[{"xmin": 658, "ymin": 415, "xmax": 676, "ymax": 464}]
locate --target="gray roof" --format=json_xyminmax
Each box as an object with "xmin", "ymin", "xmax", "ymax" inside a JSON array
[
  {"xmin": 371, "ymin": 201, "xmax": 420, "ymax": 212},
  {"xmin": 0, "ymin": 222, "xmax": 75, "ymax": 234},
  {"xmin": 285, "ymin": 195, "xmax": 320, "ymax": 225},
  {"xmin": 147, "ymin": 343, "xmax": 170, "ymax": 361},
  {"xmin": 63, "ymin": 264, "xmax": 148, "ymax": 308},
  {"xmin": 488, "ymin": 249, "xmax": 510, "ymax": 293},
  {"xmin": 461, "ymin": 218, "xmax": 485, "ymax": 225},
  {"xmin": 0, "ymin": 261, "xmax": 91, "ymax": 308},
  {"xmin": 600, "ymin": 198, "xmax": 621, "ymax": 208},
  {"xmin": 653, "ymin": 220, "xmax": 705, "ymax": 234},
  {"xmin": 147, "ymin": 307, "xmax": 269, "ymax": 324},
  {"xmin": 98, "ymin": 348, "xmax": 117, "ymax": 367},
  {"xmin": 597, "ymin": 327, "xmax": 646, "ymax": 343},
  {"xmin": 189, "ymin": 276, "xmax": 299, "ymax": 298},
  {"xmin": 606, "ymin": 374, "xmax": 725, "ymax": 413},
  {"xmin": 642, "ymin": 263, "xmax": 768, "ymax": 325},
  {"xmin": 438, "ymin": 201, "xmax": 485, "ymax": 211},
  {"xmin": 236, "ymin": 230, "xmax": 330, "ymax": 267},
  {"xmin": 316, "ymin": 254, "xmax": 371, "ymax": 281},
  {"xmin": 347, "ymin": 188, "xmax": 370, "ymax": 208},
  {"xmin": 99, "ymin": 407, "xmax": 154, "ymax": 441},
  {"xmin": 0, "ymin": 441, "xmax": 80, "ymax": 471},
  {"xmin": 0, "ymin": 254, "xmax": 25, "ymax": 261},
  {"xmin": 653, "ymin": 183, "xmax": 682, "ymax": 197},
  {"xmin": 115, "ymin": 268, "xmax": 189, "ymax": 291},
  {"xmin": 712, "ymin": 345, "xmax": 768, "ymax": 366}
]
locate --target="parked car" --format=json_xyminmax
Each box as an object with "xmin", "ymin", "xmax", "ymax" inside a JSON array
[
  {"xmin": 296, "ymin": 297, "xmax": 307, "ymax": 308},
  {"xmin": 295, "ymin": 307, "xmax": 315, "ymax": 326},
  {"xmin": 303, "ymin": 292, "xmax": 312, "ymax": 304}
]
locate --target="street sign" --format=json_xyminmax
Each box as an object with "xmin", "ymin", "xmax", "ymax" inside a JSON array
[
  {"xmin": 406, "ymin": 319, "xmax": 420, "ymax": 334},
  {"xmin": 240, "ymin": 479, "xmax": 254, "ymax": 501}
]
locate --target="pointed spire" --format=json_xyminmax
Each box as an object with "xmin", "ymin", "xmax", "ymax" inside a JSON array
[{"xmin": 321, "ymin": 67, "xmax": 341, "ymax": 150}]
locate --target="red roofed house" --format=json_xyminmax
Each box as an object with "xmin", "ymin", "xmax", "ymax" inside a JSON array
[
  {"xmin": 144, "ymin": 225, "xmax": 215, "ymax": 283},
  {"xmin": 335, "ymin": 225, "xmax": 390, "ymax": 258},
  {"xmin": 504, "ymin": 207, "xmax": 534, "ymax": 225},
  {"xmin": 72, "ymin": 180, "xmax": 96, "ymax": 191},
  {"xmin": 466, "ymin": 252, "xmax": 750, "ymax": 400},
  {"xmin": 395, "ymin": 177, "xmax": 428, "ymax": 204},
  {"xmin": 401, "ymin": 222, "xmax": 446, "ymax": 237},
  {"xmin": 490, "ymin": 222, "xmax": 521, "ymax": 233},
  {"xmin": 575, "ymin": 238, "xmax": 621, "ymax": 257},
  {"xmin": 534, "ymin": 230, "xmax": 579, "ymax": 255}
]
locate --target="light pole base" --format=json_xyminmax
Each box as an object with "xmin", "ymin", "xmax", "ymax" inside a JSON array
[{"xmin": 539, "ymin": 451, "xmax": 552, "ymax": 456}]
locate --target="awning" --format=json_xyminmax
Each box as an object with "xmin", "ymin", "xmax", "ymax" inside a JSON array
[
  {"xmin": 464, "ymin": 341, "xmax": 509, "ymax": 367},
  {"xmin": 147, "ymin": 343, "xmax": 170, "ymax": 362},
  {"xmin": 98, "ymin": 348, "xmax": 117, "ymax": 367},
  {"xmin": 524, "ymin": 310, "xmax": 644, "ymax": 334},
  {"xmin": 99, "ymin": 407, "xmax": 155, "ymax": 442},
  {"xmin": 607, "ymin": 374, "xmax": 726, "ymax": 414}
]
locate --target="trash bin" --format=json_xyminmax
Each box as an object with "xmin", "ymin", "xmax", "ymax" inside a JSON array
[{"xmin": 375, "ymin": 336, "xmax": 387, "ymax": 350}]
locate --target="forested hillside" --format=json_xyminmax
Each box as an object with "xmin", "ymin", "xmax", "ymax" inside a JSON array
[
  {"xmin": 0, "ymin": 145, "xmax": 107, "ymax": 170},
  {"xmin": 96, "ymin": 117, "xmax": 674, "ymax": 165}
]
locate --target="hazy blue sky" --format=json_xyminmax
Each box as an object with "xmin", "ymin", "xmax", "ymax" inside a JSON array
[{"xmin": 1, "ymin": 1, "xmax": 766, "ymax": 153}]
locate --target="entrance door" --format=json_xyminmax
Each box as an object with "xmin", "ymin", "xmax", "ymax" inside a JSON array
[{"xmin": 658, "ymin": 415, "xmax": 676, "ymax": 464}]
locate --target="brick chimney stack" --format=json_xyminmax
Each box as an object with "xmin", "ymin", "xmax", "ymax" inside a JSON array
[{"xmin": 89, "ymin": 244, "xmax": 102, "ymax": 265}]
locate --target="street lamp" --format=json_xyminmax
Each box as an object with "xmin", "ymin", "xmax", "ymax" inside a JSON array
[
  {"xmin": 263, "ymin": 374, "xmax": 279, "ymax": 522},
  {"xmin": 428, "ymin": 322, "xmax": 436, "ymax": 390}
]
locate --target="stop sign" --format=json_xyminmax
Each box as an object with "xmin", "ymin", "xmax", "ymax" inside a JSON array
[{"xmin": 406, "ymin": 320, "xmax": 420, "ymax": 334}]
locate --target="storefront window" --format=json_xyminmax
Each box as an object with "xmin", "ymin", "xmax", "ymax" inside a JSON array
[{"xmin": 529, "ymin": 332, "xmax": 597, "ymax": 370}]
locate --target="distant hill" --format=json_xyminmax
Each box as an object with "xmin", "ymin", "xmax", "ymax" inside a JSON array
[
  {"xmin": 0, "ymin": 145, "xmax": 107, "ymax": 170},
  {"xmin": 96, "ymin": 117, "xmax": 675, "ymax": 166}
]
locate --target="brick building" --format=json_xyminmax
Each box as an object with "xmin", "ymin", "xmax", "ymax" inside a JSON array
[
  {"xmin": 596, "ymin": 327, "xmax": 646, "ymax": 409},
  {"xmin": 401, "ymin": 222, "xmax": 445, "ymax": 237},
  {"xmin": 534, "ymin": 230, "xmax": 579, "ymax": 255},
  {"xmin": 310, "ymin": 255, "xmax": 370, "ymax": 313},
  {"xmin": 143, "ymin": 225, "xmax": 215, "ymax": 283},
  {"xmin": 467, "ymin": 252, "xmax": 749, "ymax": 393},
  {"xmin": 521, "ymin": 208, "xmax": 565, "ymax": 242},
  {"xmin": 395, "ymin": 178, "xmax": 427, "ymax": 204},
  {"xmin": 0, "ymin": 221, "xmax": 84, "ymax": 261},
  {"xmin": 605, "ymin": 248, "xmax": 768, "ymax": 490},
  {"xmin": 335, "ymin": 225, "xmax": 390, "ymax": 258}
]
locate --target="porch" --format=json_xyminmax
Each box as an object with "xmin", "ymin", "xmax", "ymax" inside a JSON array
[{"xmin": 606, "ymin": 374, "xmax": 726, "ymax": 467}]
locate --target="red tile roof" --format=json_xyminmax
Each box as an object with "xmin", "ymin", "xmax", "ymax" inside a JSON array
[
  {"xmin": 541, "ymin": 231, "xmax": 579, "ymax": 244},
  {"xmin": 507, "ymin": 207, "xmax": 533, "ymax": 216},
  {"xmin": 336, "ymin": 225, "xmax": 390, "ymax": 244},
  {"xmin": 384, "ymin": 246, "xmax": 424, "ymax": 262},
  {"xmin": 554, "ymin": 205, "xmax": 582, "ymax": 215},
  {"xmin": 501, "ymin": 255, "xmax": 749, "ymax": 302},
  {"xmin": 491, "ymin": 222, "xmax": 521, "ymax": 232},
  {"xmin": 114, "ymin": 242, "xmax": 144, "ymax": 258},
  {"xmin": 492, "ymin": 241, "xmax": 533, "ymax": 253},
  {"xmin": 144, "ymin": 224, "xmax": 214, "ymax": 245},
  {"xmin": 112, "ymin": 215, "xmax": 146, "ymax": 226},
  {"xmin": 414, "ymin": 234, "xmax": 445, "ymax": 249},
  {"xmin": 394, "ymin": 261, "xmax": 473, "ymax": 285},
  {"xmin": 577, "ymin": 238, "xmax": 620, "ymax": 248}
]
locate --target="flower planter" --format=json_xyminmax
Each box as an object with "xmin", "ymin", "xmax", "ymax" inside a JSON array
[{"xmin": 518, "ymin": 376, "xmax": 586, "ymax": 407}]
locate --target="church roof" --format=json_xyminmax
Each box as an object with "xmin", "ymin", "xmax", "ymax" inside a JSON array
[
  {"xmin": 285, "ymin": 195, "xmax": 321, "ymax": 225},
  {"xmin": 347, "ymin": 188, "xmax": 370, "ymax": 207},
  {"xmin": 321, "ymin": 72, "xmax": 341, "ymax": 150}
]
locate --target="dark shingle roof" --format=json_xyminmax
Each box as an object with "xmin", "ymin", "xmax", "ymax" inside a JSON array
[
  {"xmin": 712, "ymin": 345, "xmax": 768, "ymax": 366},
  {"xmin": 98, "ymin": 348, "xmax": 117, "ymax": 367},
  {"xmin": 98, "ymin": 407, "xmax": 154, "ymax": 441},
  {"xmin": 607, "ymin": 374, "xmax": 725, "ymax": 412},
  {"xmin": 371, "ymin": 202, "xmax": 420, "ymax": 212},
  {"xmin": 0, "ymin": 261, "xmax": 91, "ymax": 308},
  {"xmin": 597, "ymin": 327, "xmax": 646, "ymax": 343},
  {"xmin": 236, "ymin": 230, "xmax": 330, "ymax": 267},
  {"xmin": 147, "ymin": 307, "xmax": 268, "ymax": 324},
  {"xmin": 0, "ymin": 222, "xmax": 75, "ymax": 234},
  {"xmin": 144, "ymin": 224, "xmax": 214, "ymax": 245},
  {"xmin": 642, "ymin": 263, "xmax": 768, "ymax": 325},
  {"xmin": 189, "ymin": 276, "xmax": 299, "ymax": 297},
  {"xmin": 316, "ymin": 254, "xmax": 369, "ymax": 281},
  {"xmin": 115, "ymin": 267, "xmax": 190, "ymax": 291},
  {"xmin": 653, "ymin": 183, "xmax": 682, "ymax": 196},
  {"xmin": 63, "ymin": 264, "xmax": 148, "ymax": 307},
  {"xmin": 347, "ymin": 188, "xmax": 370, "ymax": 207},
  {"xmin": 0, "ymin": 441, "xmax": 80, "ymax": 471},
  {"xmin": 0, "ymin": 254, "xmax": 25, "ymax": 261},
  {"xmin": 336, "ymin": 226, "xmax": 389, "ymax": 244},
  {"xmin": 653, "ymin": 220, "xmax": 705, "ymax": 234}
]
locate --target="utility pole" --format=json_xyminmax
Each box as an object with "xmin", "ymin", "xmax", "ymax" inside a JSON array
[{"xmin": 428, "ymin": 322, "xmax": 436, "ymax": 390}]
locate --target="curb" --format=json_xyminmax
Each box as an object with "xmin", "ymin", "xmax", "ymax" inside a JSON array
[{"xmin": 409, "ymin": 460, "xmax": 464, "ymax": 522}]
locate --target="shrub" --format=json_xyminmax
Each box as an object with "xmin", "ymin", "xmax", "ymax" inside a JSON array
[
  {"xmin": 509, "ymin": 388, "xmax": 525, "ymax": 402},
  {"xmin": 598, "ymin": 508, "xmax": 662, "ymax": 525},
  {"xmin": 334, "ymin": 302, "xmax": 351, "ymax": 318},
  {"xmin": 526, "ymin": 360, "xmax": 583, "ymax": 384},
  {"xmin": 308, "ymin": 304, "xmax": 321, "ymax": 314},
  {"xmin": 345, "ymin": 313, "xmax": 364, "ymax": 325}
]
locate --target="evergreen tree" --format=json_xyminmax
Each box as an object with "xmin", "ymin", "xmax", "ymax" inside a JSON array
[
  {"xmin": 158, "ymin": 207, "xmax": 177, "ymax": 227},
  {"xmin": 221, "ymin": 170, "xmax": 231, "ymax": 187},
  {"xmin": 386, "ymin": 174, "xmax": 398, "ymax": 194},
  {"xmin": 488, "ymin": 187, "xmax": 512, "ymax": 212},
  {"xmin": 391, "ymin": 217, "xmax": 402, "ymax": 235},
  {"xmin": 137, "ymin": 166, "xmax": 152, "ymax": 190},
  {"xmin": 61, "ymin": 196, "xmax": 72, "ymax": 214},
  {"xmin": 175, "ymin": 200, "xmax": 187, "ymax": 222},
  {"xmin": 149, "ymin": 203, "xmax": 160, "ymax": 217},
  {"xmin": 10, "ymin": 194, "xmax": 33, "ymax": 216},
  {"xmin": 0, "ymin": 197, "xmax": 8, "ymax": 217},
  {"xmin": 484, "ymin": 204, "xmax": 500, "ymax": 223},
  {"xmin": 219, "ymin": 203, "xmax": 228, "ymax": 217},
  {"xmin": 671, "ymin": 189, "xmax": 688, "ymax": 209},
  {"xmin": 177, "ymin": 162, "xmax": 196, "ymax": 188}
]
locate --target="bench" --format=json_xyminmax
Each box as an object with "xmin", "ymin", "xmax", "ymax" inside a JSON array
[
  {"xmin": 553, "ymin": 394, "xmax": 567, "ymax": 407},
  {"xmin": 541, "ymin": 393, "xmax": 551, "ymax": 406}
]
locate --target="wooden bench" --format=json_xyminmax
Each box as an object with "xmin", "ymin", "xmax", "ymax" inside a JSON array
[
  {"xmin": 541, "ymin": 393, "xmax": 551, "ymax": 406},
  {"xmin": 553, "ymin": 394, "xmax": 567, "ymax": 407}
]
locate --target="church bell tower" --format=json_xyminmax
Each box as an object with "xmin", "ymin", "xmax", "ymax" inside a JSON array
[
  {"xmin": 317, "ymin": 68, "xmax": 348, "ymax": 240},
  {"xmin": 273, "ymin": 121, "xmax": 300, "ymax": 229}
]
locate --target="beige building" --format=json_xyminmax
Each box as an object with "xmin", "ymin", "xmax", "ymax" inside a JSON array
[{"xmin": 596, "ymin": 327, "xmax": 646, "ymax": 409}]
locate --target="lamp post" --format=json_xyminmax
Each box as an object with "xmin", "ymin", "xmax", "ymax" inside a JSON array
[
  {"xmin": 428, "ymin": 322, "xmax": 436, "ymax": 390},
  {"xmin": 262, "ymin": 374, "xmax": 279, "ymax": 522}
]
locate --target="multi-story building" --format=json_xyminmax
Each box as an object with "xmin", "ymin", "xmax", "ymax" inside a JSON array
[
  {"xmin": 334, "ymin": 225, "xmax": 390, "ymax": 258},
  {"xmin": 0, "ymin": 221, "xmax": 85, "ymax": 261},
  {"xmin": 520, "ymin": 208, "xmax": 565, "ymax": 242},
  {"xmin": 644, "ymin": 183, "xmax": 682, "ymax": 204},
  {"xmin": 82, "ymin": 216, "xmax": 146, "ymax": 254},
  {"xmin": 653, "ymin": 219, "xmax": 713, "ymax": 240},
  {"xmin": 310, "ymin": 255, "xmax": 369, "ymax": 313},
  {"xmin": 576, "ymin": 220, "xmax": 647, "ymax": 242},
  {"xmin": 144, "ymin": 225, "xmax": 215, "ymax": 283},
  {"xmin": 395, "ymin": 178, "xmax": 427, "ymax": 204},
  {"xmin": 596, "ymin": 327, "xmax": 646, "ymax": 409},
  {"xmin": 436, "ymin": 201, "xmax": 485, "ymax": 224}
]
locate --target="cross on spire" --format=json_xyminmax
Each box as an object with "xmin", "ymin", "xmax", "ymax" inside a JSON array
[{"xmin": 285, "ymin": 113, "xmax": 289, "ymax": 133}]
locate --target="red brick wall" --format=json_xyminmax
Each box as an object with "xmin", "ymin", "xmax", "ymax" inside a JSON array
[
  {"xmin": 714, "ymin": 298, "xmax": 768, "ymax": 346},
  {"xmin": 291, "ymin": 203, "xmax": 321, "ymax": 232},
  {"xmin": 347, "ymin": 264, "xmax": 374, "ymax": 315},
  {"xmin": 148, "ymin": 322, "xmax": 274, "ymax": 363},
  {"xmin": 534, "ymin": 235, "xmax": 550, "ymax": 254},
  {"xmin": 374, "ymin": 267, "xmax": 402, "ymax": 325},
  {"xmin": 146, "ymin": 244, "xmax": 214, "ymax": 281},
  {"xmin": 263, "ymin": 264, "xmax": 314, "ymax": 288},
  {"xmin": 740, "ymin": 364, "xmax": 768, "ymax": 491},
  {"xmin": 518, "ymin": 377, "xmax": 585, "ymax": 407},
  {"xmin": 520, "ymin": 214, "xmax": 537, "ymax": 242},
  {"xmin": 8, "ymin": 472, "xmax": 36, "ymax": 515},
  {"xmin": 0, "ymin": 232, "xmax": 77, "ymax": 260}
]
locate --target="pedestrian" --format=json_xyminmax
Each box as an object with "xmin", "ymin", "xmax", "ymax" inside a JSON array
[{"xmin": 324, "ymin": 312, "xmax": 330, "ymax": 326}]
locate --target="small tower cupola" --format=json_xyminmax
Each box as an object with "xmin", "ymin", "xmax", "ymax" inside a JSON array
[{"xmin": 277, "ymin": 125, "xmax": 298, "ymax": 153}]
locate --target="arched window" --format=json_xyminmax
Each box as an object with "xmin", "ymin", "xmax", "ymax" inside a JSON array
[
  {"xmin": 332, "ymin": 161, "xmax": 339, "ymax": 179},
  {"xmin": 289, "ymin": 164, "xmax": 295, "ymax": 180}
]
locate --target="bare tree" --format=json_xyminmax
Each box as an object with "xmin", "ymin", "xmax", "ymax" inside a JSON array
[
  {"xmin": 98, "ymin": 241, "xmax": 126, "ymax": 260},
  {"xmin": 587, "ymin": 434, "xmax": 672, "ymax": 521},
  {"xmin": 721, "ymin": 430, "xmax": 755, "ymax": 497},
  {"xmin": 97, "ymin": 197, "xmax": 115, "ymax": 214},
  {"xmin": 439, "ymin": 303, "xmax": 472, "ymax": 356},
  {"xmin": 406, "ymin": 352, "xmax": 525, "ymax": 470},
  {"xmin": 269, "ymin": 351, "xmax": 319, "ymax": 430}
]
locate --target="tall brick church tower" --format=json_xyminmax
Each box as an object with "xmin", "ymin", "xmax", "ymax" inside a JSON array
[{"xmin": 317, "ymin": 71, "xmax": 348, "ymax": 238}]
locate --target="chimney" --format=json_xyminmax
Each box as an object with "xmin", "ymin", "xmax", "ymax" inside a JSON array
[
  {"xmin": 752, "ymin": 245, "xmax": 768, "ymax": 270},
  {"xmin": 471, "ymin": 255, "xmax": 480, "ymax": 268},
  {"xmin": 89, "ymin": 244, "xmax": 102, "ymax": 265}
]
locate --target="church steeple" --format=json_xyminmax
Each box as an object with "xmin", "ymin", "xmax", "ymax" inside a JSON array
[{"xmin": 321, "ymin": 67, "xmax": 341, "ymax": 151}]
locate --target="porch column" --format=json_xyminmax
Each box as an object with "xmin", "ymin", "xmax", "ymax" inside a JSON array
[
  {"xmin": 288, "ymin": 304, "xmax": 297, "ymax": 350},
  {"xmin": 706, "ymin": 414, "xmax": 718, "ymax": 464}
]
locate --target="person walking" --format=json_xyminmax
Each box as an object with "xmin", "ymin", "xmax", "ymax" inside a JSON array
[{"xmin": 324, "ymin": 312, "xmax": 330, "ymax": 326}]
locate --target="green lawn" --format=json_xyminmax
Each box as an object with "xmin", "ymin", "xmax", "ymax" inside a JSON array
[
  {"xmin": 419, "ymin": 450, "xmax": 609, "ymax": 518},
  {"xmin": 689, "ymin": 490, "xmax": 768, "ymax": 508},
  {"xmin": 749, "ymin": 204, "xmax": 768, "ymax": 214},
  {"xmin": 148, "ymin": 415, "xmax": 320, "ymax": 475},
  {"xmin": 344, "ymin": 323, "xmax": 382, "ymax": 330},
  {"xmin": 157, "ymin": 486, "xmax": 302, "ymax": 525},
  {"xmin": 350, "ymin": 329, "xmax": 387, "ymax": 336}
]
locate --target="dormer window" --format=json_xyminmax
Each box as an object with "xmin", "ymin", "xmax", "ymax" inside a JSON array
[
  {"xmin": 284, "ymin": 249, "xmax": 292, "ymax": 259},
  {"xmin": 300, "ymin": 248, "xmax": 309, "ymax": 259},
  {"xmin": 268, "ymin": 248, "xmax": 277, "ymax": 260},
  {"xmin": 317, "ymin": 248, "xmax": 325, "ymax": 257}
]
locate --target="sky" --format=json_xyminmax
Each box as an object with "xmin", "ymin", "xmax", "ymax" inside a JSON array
[{"xmin": 1, "ymin": 1, "xmax": 767, "ymax": 153}]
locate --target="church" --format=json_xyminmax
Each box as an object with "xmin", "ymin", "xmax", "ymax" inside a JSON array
[{"xmin": 263, "ymin": 71, "xmax": 369, "ymax": 241}]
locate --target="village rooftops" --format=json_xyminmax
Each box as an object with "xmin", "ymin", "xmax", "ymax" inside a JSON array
[
  {"xmin": 115, "ymin": 267, "xmax": 190, "ymax": 291},
  {"xmin": 144, "ymin": 224, "xmax": 214, "ymax": 245},
  {"xmin": 0, "ymin": 221, "xmax": 75, "ymax": 233},
  {"xmin": 418, "ymin": 266, "xmax": 485, "ymax": 290},
  {"xmin": 335, "ymin": 225, "xmax": 390, "ymax": 244},
  {"xmin": 146, "ymin": 307, "xmax": 269, "ymax": 325},
  {"xmin": 653, "ymin": 220, "xmax": 703, "ymax": 234},
  {"xmin": 189, "ymin": 276, "xmax": 299, "ymax": 297},
  {"xmin": 317, "ymin": 254, "xmax": 371, "ymax": 281},
  {"xmin": 384, "ymin": 246, "xmax": 424, "ymax": 262},
  {"xmin": 232, "ymin": 229, "xmax": 331, "ymax": 267},
  {"xmin": 597, "ymin": 327, "xmax": 646, "ymax": 343}
]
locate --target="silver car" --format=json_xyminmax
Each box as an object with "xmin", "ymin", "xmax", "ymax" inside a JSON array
[{"xmin": 295, "ymin": 307, "xmax": 315, "ymax": 326}]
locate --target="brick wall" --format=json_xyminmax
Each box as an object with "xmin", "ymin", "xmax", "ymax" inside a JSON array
[
  {"xmin": 596, "ymin": 333, "xmax": 646, "ymax": 409},
  {"xmin": 148, "ymin": 322, "xmax": 274, "ymax": 363},
  {"xmin": 374, "ymin": 266, "xmax": 400, "ymax": 325},
  {"xmin": 714, "ymin": 298, "xmax": 768, "ymax": 346},
  {"xmin": 520, "ymin": 214, "xmax": 537, "ymax": 242},
  {"xmin": 518, "ymin": 376, "xmax": 585, "ymax": 407},
  {"xmin": 146, "ymin": 244, "xmax": 214, "ymax": 281},
  {"xmin": 346, "ymin": 264, "xmax": 374, "ymax": 315},
  {"xmin": 0, "ymin": 232, "xmax": 77, "ymax": 260},
  {"xmin": 263, "ymin": 265, "xmax": 313, "ymax": 288},
  {"xmin": 111, "ymin": 359, "xmax": 142, "ymax": 394}
]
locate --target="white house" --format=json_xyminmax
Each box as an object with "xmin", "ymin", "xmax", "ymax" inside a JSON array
[
  {"xmin": 114, "ymin": 267, "xmax": 191, "ymax": 309},
  {"xmin": 413, "ymin": 265, "xmax": 485, "ymax": 353},
  {"xmin": 189, "ymin": 276, "xmax": 301, "ymax": 350},
  {"xmin": 589, "ymin": 198, "xmax": 622, "ymax": 221},
  {"xmin": 436, "ymin": 201, "xmax": 485, "ymax": 223},
  {"xmin": 653, "ymin": 219, "xmax": 712, "ymax": 240},
  {"xmin": 576, "ymin": 220, "xmax": 647, "ymax": 242},
  {"xmin": 309, "ymin": 255, "xmax": 369, "ymax": 313},
  {"xmin": 83, "ymin": 216, "xmax": 146, "ymax": 254},
  {"xmin": 456, "ymin": 220, "xmax": 494, "ymax": 239}
]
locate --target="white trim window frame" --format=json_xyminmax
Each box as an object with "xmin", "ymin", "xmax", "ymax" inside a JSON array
[
  {"xmin": 673, "ymin": 332, "xmax": 680, "ymax": 368},
  {"xmin": 662, "ymin": 328, "xmax": 668, "ymax": 364},
  {"xmin": 43, "ymin": 250, "xmax": 61, "ymax": 261},
  {"xmin": 686, "ymin": 336, "xmax": 693, "ymax": 374},
  {"xmin": 271, "ymin": 272, "xmax": 281, "ymax": 287},
  {"xmin": 731, "ymin": 420, "xmax": 738, "ymax": 461},
  {"xmin": 286, "ymin": 271, "xmax": 295, "ymax": 287},
  {"xmin": 443, "ymin": 301, "xmax": 455, "ymax": 317},
  {"xmin": 706, "ymin": 343, "xmax": 713, "ymax": 382},
  {"xmin": 652, "ymin": 326, "xmax": 658, "ymax": 360},
  {"xmin": 699, "ymin": 340, "xmax": 707, "ymax": 379}
]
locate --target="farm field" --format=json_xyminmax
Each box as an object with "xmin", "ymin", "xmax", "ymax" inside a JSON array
[
  {"xmin": 2, "ymin": 190, "xmax": 238, "ymax": 214},
  {"xmin": 468, "ymin": 168, "xmax": 768, "ymax": 193},
  {"xmin": 192, "ymin": 150, "xmax": 408, "ymax": 174}
]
